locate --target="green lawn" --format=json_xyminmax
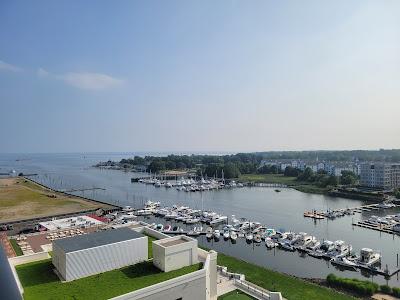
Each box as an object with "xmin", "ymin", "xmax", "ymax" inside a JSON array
[
  {"xmin": 218, "ymin": 290, "xmax": 255, "ymax": 299},
  {"xmin": 16, "ymin": 259, "xmax": 201, "ymax": 300},
  {"xmin": 217, "ymin": 253, "xmax": 355, "ymax": 300},
  {"xmin": 238, "ymin": 174, "xmax": 328, "ymax": 194},
  {"xmin": 147, "ymin": 235, "xmax": 156, "ymax": 258},
  {"xmin": 10, "ymin": 238, "xmax": 23, "ymax": 256}
]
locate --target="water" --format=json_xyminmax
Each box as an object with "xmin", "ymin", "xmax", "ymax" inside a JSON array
[{"xmin": 1, "ymin": 153, "xmax": 400, "ymax": 286}]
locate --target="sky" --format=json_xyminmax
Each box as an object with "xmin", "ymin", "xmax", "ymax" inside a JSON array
[{"xmin": 0, "ymin": 0, "xmax": 399, "ymax": 153}]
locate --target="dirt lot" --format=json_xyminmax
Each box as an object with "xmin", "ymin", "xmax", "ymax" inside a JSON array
[{"xmin": 0, "ymin": 178, "xmax": 111, "ymax": 222}]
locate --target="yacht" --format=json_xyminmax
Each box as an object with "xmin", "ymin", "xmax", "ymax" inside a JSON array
[
  {"xmin": 245, "ymin": 232, "xmax": 254, "ymax": 242},
  {"xmin": 265, "ymin": 237, "xmax": 277, "ymax": 248},
  {"xmin": 358, "ymin": 248, "xmax": 381, "ymax": 266},
  {"xmin": 325, "ymin": 240, "xmax": 352, "ymax": 259},
  {"xmin": 206, "ymin": 227, "xmax": 213, "ymax": 239},
  {"xmin": 214, "ymin": 230, "xmax": 221, "ymax": 240},
  {"xmin": 303, "ymin": 237, "xmax": 320, "ymax": 252},
  {"xmin": 223, "ymin": 230, "xmax": 230, "ymax": 240},
  {"xmin": 309, "ymin": 240, "xmax": 334, "ymax": 258},
  {"xmin": 254, "ymin": 234, "xmax": 262, "ymax": 243},
  {"xmin": 331, "ymin": 256, "xmax": 358, "ymax": 270},
  {"xmin": 230, "ymin": 231, "xmax": 238, "ymax": 241},
  {"xmin": 292, "ymin": 232, "xmax": 313, "ymax": 250}
]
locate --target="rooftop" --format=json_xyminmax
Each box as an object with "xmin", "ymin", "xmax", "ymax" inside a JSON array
[
  {"xmin": 53, "ymin": 228, "xmax": 144, "ymax": 253},
  {"xmin": 154, "ymin": 235, "xmax": 196, "ymax": 248}
]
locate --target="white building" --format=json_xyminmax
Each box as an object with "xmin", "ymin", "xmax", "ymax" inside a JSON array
[
  {"xmin": 52, "ymin": 227, "xmax": 148, "ymax": 281},
  {"xmin": 360, "ymin": 163, "xmax": 400, "ymax": 190},
  {"xmin": 152, "ymin": 235, "xmax": 198, "ymax": 272}
]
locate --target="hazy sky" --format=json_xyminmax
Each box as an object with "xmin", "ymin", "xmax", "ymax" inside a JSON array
[{"xmin": 1, "ymin": 1, "xmax": 399, "ymax": 153}]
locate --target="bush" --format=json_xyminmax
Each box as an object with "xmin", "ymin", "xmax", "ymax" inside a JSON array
[
  {"xmin": 326, "ymin": 273, "xmax": 379, "ymax": 296},
  {"xmin": 393, "ymin": 287, "xmax": 400, "ymax": 297},
  {"xmin": 380, "ymin": 285, "xmax": 392, "ymax": 294}
]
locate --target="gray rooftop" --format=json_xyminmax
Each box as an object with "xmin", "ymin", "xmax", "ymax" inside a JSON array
[{"xmin": 53, "ymin": 228, "xmax": 145, "ymax": 253}]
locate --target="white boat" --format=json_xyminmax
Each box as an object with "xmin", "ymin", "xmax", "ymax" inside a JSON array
[
  {"xmin": 254, "ymin": 234, "xmax": 262, "ymax": 243},
  {"xmin": 331, "ymin": 256, "xmax": 358, "ymax": 269},
  {"xmin": 292, "ymin": 232, "xmax": 313, "ymax": 250},
  {"xmin": 223, "ymin": 231, "xmax": 230, "ymax": 239},
  {"xmin": 265, "ymin": 237, "xmax": 277, "ymax": 248},
  {"xmin": 206, "ymin": 228, "xmax": 213, "ymax": 239},
  {"xmin": 309, "ymin": 240, "xmax": 334, "ymax": 258},
  {"xmin": 209, "ymin": 216, "xmax": 228, "ymax": 225},
  {"xmin": 122, "ymin": 206, "xmax": 134, "ymax": 212},
  {"xmin": 325, "ymin": 240, "xmax": 352, "ymax": 259},
  {"xmin": 214, "ymin": 230, "xmax": 221, "ymax": 239},
  {"xmin": 358, "ymin": 248, "xmax": 381, "ymax": 266},
  {"xmin": 185, "ymin": 218, "xmax": 200, "ymax": 224},
  {"xmin": 230, "ymin": 231, "xmax": 238, "ymax": 241},
  {"xmin": 165, "ymin": 182, "xmax": 172, "ymax": 188},
  {"xmin": 245, "ymin": 232, "xmax": 253, "ymax": 242},
  {"xmin": 164, "ymin": 225, "xmax": 172, "ymax": 231}
]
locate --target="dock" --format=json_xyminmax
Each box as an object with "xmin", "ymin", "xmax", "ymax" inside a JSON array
[
  {"xmin": 62, "ymin": 187, "xmax": 106, "ymax": 193},
  {"xmin": 352, "ymin": 221, "xmax": 400, "ymax": 235}
]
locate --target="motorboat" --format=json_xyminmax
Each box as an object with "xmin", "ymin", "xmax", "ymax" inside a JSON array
[
  {"xmin": 254, "ymin": 234, "xmax": 262, "ymax": 243},
  {"xmin": 245, "ymin": 232, "xmax": 254, "ymax": 242},
  {"xmin": 185, "ymin": 218, "xmax": 200, "ymax": 224},
  {"xmin": 156, "ymin": 224, "xmax": 163, "ymax": 231},
  {"xmin": 309, "ymin": 240, "xmax": 334, "ymax": 258},
  {"xmin": 214, "ymin": 230, "xmax": 221, "ymax": 240},
  {"xmin": 230, "ymin": 231, "xmax": 238, "ymax": 241},
  {"xmin": 165, "ymin": 182, "xmax": 172, "ymax": 188},
  {"xmin": 265, "ymin": 237, "xmax": 277, "ymax": 249},
  {"xmin": 303, "ymin": 238, "xmax": 320, "ymax": 252},
  {"xmin": 206, "ymin": 227, "xmax": 213, "ymax": 239},
  {"xmin": 325, "ymin": 240, "xmax": 352, "ymax": 259},
  {"xmin": 164, "ymin": 224, "xmax": 172, "ymax": 231},
  {"xmin": 223, "ymin": 230, "xmax": 230, "ymax": 240},
  {"xmin": 331, "ymin": 256, "xmax": 358, "ymax": 270},
  {"xmin": 357, "ymin": 248, "xmax": 381, "ymax": 266},
  {"xmin": 292, "ymin": 232, "xmax": 313, "ymax": 250},
  {"xmin": 122, "ymin": 206, "xmax": 134, "ymax": 212}
]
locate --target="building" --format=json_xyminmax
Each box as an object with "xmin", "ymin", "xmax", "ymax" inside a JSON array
[
  {"xmin": 0, "ymin": 246, "xmax": 22, "ymax": 300},
  {"xmin": 152, "ymin": 235, "xmax": 198, "ymax": 272},
  {"xmin": 360, "ymin": 163, "xmax": 400, "ymax": 190},
  {"xmin": 52, "ymin": 227, "xmax": 148, "ymax": 281}
]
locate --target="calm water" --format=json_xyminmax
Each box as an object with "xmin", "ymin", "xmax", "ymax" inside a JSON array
[{"xmin": 1, "ymin": 153, "xmax": 400, "ymax": 286}]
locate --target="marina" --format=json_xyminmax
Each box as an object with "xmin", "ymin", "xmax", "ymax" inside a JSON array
[
  {"xmin": 2, "ymin": 153, "xmax": 400, "ymax": 287},
  {"xmin": 115, "ymin": 201, "xmax": 400, "ymax": 278}
]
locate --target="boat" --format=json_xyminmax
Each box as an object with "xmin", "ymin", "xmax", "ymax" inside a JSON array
[
  {"xmin": 325, "ymin": 240, "xmax": 352, "ymax": 259},
  {"xmin": 275, "ymin": 189, "xmax": 281, "ymax": 193},
  {"xmin": 265, "ymin": 237, "xmax": 277, "ymax": 248},
  {"xmin": 156, "ymin": 224, "xmax": 163, "ymax": 231},
  {"xmin": 254, "ymin": 234, "xmax": 262, "ymax": 243},
  {"xmin": 187, "ymin": 229, "xmax": 200, "ymax": 236},
  {"xmin": 185, "ymin": 218, "xmax": 200, "ymax": 224},
  {"xmin": 230, "ymin": 231, "xmax": 238, "ymax": 241},
  {"xmin": 165, "ymin": 182, "xmax": 172, "ymax": 188},
  {"xmin": 206, "ymin": 227, "xmax": 213, "ymax": 239},
  {"xmin": 331, "ymin": 256, "xmax": 358, "ymax": 270},
  {"xmin": 309, "ymin": 240, "xmax": 334, "ymax": 258},
  {"xmin": 357, "ymin": 248, "xmax": 381, "ymax": 266},
  {"xmin": 292, "ymin": 232, "xmax": 313, "ymax": 250},
  {"xmin": 209, "ymin": 216, "xmax": 228, "ymax": 225},
  {"xmin": 245, "ymin": 232, "xmax": 253, "ymax": 242},
  {"xmin": 164, "ymin": 224, "xmax": 172, "ymax": 231},
  {"xmin": 214, "ymin": 230, "xmax": 221, "ymax": 240},
  {"xmin": 222, "ymin": 230, "xmax": 229, "ymax": 239},
  {"xmin": 303, "ymin": 238, "xmax": 320, "ymax": 252},
  {"xmin": 122, "ymin": 206, "xmax": 134, "ymax": 212}
]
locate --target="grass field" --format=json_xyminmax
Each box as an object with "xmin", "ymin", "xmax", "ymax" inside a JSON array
[
  {"xmin": 217, "ymin": 253, "xmax": 355, "ymax": 300},
  {"xmin": 16, "ymin": 259, "xmax": 201, "ymax": 300},
  {"xmin": 0, "ymin": 178, "xmax": 108, "ymax": 222},
  {"xmin": 9, "ymin": 238, "xmax": 23, "ymax": 256},
  {"xmin": 238, "ymin": 174, "xmax": 328, "ymax": 194},
  {"xmin": 218, "ymin": 290, "xmax": 255, "ymax": 299},
  {"xmin": 148, "ymin": 235, "xmax": 156, "ymax": 258}
]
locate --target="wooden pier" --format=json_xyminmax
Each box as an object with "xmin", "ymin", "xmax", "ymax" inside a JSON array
[{"xmin": 352, "ymin": 221, "xmax": 400, "ymax": 235}]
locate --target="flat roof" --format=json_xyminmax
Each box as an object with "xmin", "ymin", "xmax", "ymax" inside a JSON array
[
  {"xmin": 53, "ymin": 228, "xmax": 145, "ymax": 253},
  {"xmin": 155, "ymin": 235, "xmax": 195, "ymax": 248}
]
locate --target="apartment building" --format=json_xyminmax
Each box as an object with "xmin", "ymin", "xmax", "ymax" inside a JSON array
[{"xmin": 360, "ymin": 163, "xmax": 400, "ymax": 190}]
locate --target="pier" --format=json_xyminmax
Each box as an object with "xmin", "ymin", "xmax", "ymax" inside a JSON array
[{"xmin": 62, "ymin": 187, "xmax": 106, "ymax": 193}]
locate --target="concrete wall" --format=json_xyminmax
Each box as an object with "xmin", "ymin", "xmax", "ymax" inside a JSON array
[
  {"xmin": 111, "ymin": 269, "xmax": 206, "ymax": 300},
  {"xmin": 60, "ymin": 236, "xmax": 148, "ymax": 281},
  {"xmin": 153, "ymin": 236, "xmax": 198, "ymax": 272},
  {"xmin": 9, "ymin": 251, "xmax": 50, "ymax": 266}
]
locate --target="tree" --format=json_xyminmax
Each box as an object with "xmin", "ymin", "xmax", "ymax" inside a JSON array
[
  {"xmin": 340, "ymin": 170, "xmax": 357, "ymax": 185},
  {"xmin": 395, "ymin": 189, "xmax": 400, "ymax": 199},
  {"xmin": 297, "ymin": 167, "xmax": 314, "ymax": 181},
  {"xmin": 148, "ymin": 160, "xmax": 166, "ymax": 173},
  {"xmin": 284, "ymin": 166, "xmax": 301, "ymax": 177}
]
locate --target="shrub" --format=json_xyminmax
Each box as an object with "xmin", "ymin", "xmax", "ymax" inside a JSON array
[
  {"xmin": 380, "ymin": 285, "xmax": 392, "ymax": 294},
  {"xmin": 326, "ymin": 274, "xmax": 379, "ymax": 296},
  {"xmin": 393, "ymin": 287, "xmax": 400, "ymax": 297}
]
